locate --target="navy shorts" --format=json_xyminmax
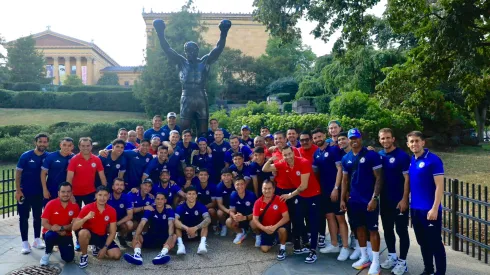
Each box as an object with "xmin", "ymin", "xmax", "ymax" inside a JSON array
[
  {"xmin": 321, "ymin": 194, "xmax": 344, "ymax": 216},
  {"xmin": 347, "ymin": 201, "xmax": 379, "ymax": 231},
  {"xmin": 142, "ymin": 233, "xmax": 169, "ymax": 249},
  {"xmin": 79, "ymin": 230, "xmax": 119, "ymax": 250},
  {"xmin": 238, "ymin": 220, "xmax": 250, "ymax": 230},
  {"xmin": 260, "ymin": 226, "xmax": 285, "ymax": 247}
]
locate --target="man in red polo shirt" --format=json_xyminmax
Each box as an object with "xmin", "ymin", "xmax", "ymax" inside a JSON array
[
  {"xmin": 73, "ymin": 186, "xmax": 121, "ymax": 269},
  {"xmin": 298, "ymin": 131, "xmax": 318, "ymax": 164},
  {"xmin": 252, "ymin": 180, "xmax": 289, "ymax": 261},
  {"xmin": 40, "ymin": 182, "xmax": 80, "ymax": 266},
  {"xmin": 264, "ymin": 146, "xmax": 322, "ymax": 264}
]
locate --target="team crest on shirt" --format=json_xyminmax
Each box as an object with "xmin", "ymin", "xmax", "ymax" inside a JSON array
[
  {"xmin": 294, "ymin": 199, "xmax": 298, "ymax": 204},
  {"xmin": 104, "ymin": 216, "xmax": 109, "ymax": 221},
  {"xmin": 162, "ymin": 214, "xmax": 166, "ymax": 219},
  {"xmin": 194, "ymin": 210, "xmax": 199, "ymax": 216},
  {"xmin": 389, "ymin": 157, "xmax": 395, "ymax": 163},
  {"xmin": 175, "ymin": 151, "xmax": 180, "ymax": 156},
  {"xmin": 91, "ymin": 163, "xmax": 96, "ymax": 168},
  {"xmin": 419, "ymin": 162, "xmax": 425, "ymax": 168},
  {"xmin": 324, "ymin": 152, "xmax": 329, "ymax": 158},
  {"xmin": 119, "ymin": 203, "xmax": 124, "ymax": 208},
  {"xmin": 206, "ymin": 190, "xmax": 210, "ymax": 195},
  {"xmin": 146, "ymin": 158, "xmax": 150, "ymax": 162},
  {"xmin": 222, "ymin": 148, "xmax": 227, "ymax": 152},
  {"xmin": 273, "ymin": 205, "xmax": 278, "ymax": 210},
  {"xmin": 245, "ymin": 201, "xmax": 250, "ymax": 206},
  {"xmin": 161, "ymin": 132, "xmax": 165, "ymax": 136},
  {"xmin": 68, "ymin": 211, "xmax": 74, "ymax": 216},
  {"xmin": 296, "ymin": 171, "xmax": 300, "ymax": 176},
  {"xmin": 116, "ymin": 164, "xmax": 121, "ymax": 169},
  {"xmin": 145, "ymin": 201, "xmax": 150, "ymax": 205},
  {"xmin": 360, "ymin": 157, "xmax": 365, "ymax": 163}
]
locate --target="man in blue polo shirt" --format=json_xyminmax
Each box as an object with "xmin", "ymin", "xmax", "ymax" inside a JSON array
[
  {"xmin": 207, "ymin": 118, "xmax": 231, "ymax": 144},
  {"xmin": 240, "ymin": 125, "xmax": 255, "ymax": 148},
  {"xmin": 122, "ymin": 139, "xmax": 153, "ymax": 191},
  {"xmin": 162, "ymin": 112, "xmax": 181, "ymax": 138},
  {"xmin": 128, "ymin": 179, "xmax": 155, "ymax": 230},
  {"xmin": 98, "ymin": 139, "xmax": 127, "ymax": 190},
  {"xmin": 174, "ymin": 186, "xmax": 211, "ymax": 255},
  {"xmin": 226, "ymin": 176, "xmax": 258, "ymax": 245},
  {"xmin": 225, "ymin": 135, "xmax": 253, "ymax": 166},
  {"xmin": 195, "ymin": 169, "xmax": 218, "ymax": 231},
  {"xmin": 162, "ymin": 131, "xmax": 186, "ymax": 181},
  {"xmin": 41, "ymin": 137, "xmax": 75, "ymax": 204},
  {"xmin": 105, "ymin": 128, "xmax": 136, "ymax": 150},
  {"xmin": 107, "ymin": 178, "xmax": 133, "ymax": 248},
  {"xmin": 143, "ymin": 146, "xmax": 170, "ymax": 184},
  {"xmin": 177, "ymin": 129, "xmax": 198, "ymax": 165},
  {"xmin": 311, "ymin": 128, "xmax": 350, "ymax": 261},
  {"xmin": 216, "ymin": 168, "xmax": 236, "ymax": 237},
  {"xmin": 152, "ymin": 169, "xmax": 185, "ymax": 207},
  {"xmin": 16, "ymin": 133, "xmax": 50, "ymax": 254},
  {"xmin": 176, "ymin": 165, "xmax": 200, "ymax": 189},
  {"xmin": 209, "ymin": 129, "xmax": 231, "ymax": 183},
  {"xmin": 144, "ymin": 115, "xmax": 167, "ymax": 142},
  {"xmin": 249, "ymin": 147, "xmax": 273, "ymax": 197},
  {"xmin": 340, "ymin": 128, "xmax": 383, "ymax": 275},
  {"xmin": 377, "ymin": 128, "xmax": 411, "ymax": 275},
  {"xmin": 229, "ymin": 152, "xmax": 252, "ymax": 187},
  {"xmin": 124, "ymin": 192, "xmax": 176, "ymax": 266},
  {"xmin": 286, "ymin": 128, "xmax": 301, "ymax": 148},
  {"xmin": 407, "ymin": 131, "xmax": 446, "ymax": 275},
  {"xmin": 191, "ymin": 137, "xmax": 214, "ymax": 178}
]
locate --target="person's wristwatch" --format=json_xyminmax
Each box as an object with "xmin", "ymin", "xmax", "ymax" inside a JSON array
[
  {"xmin": 59, "ymin": 226, "xmax": 65, "ymax": 232},
  {"xmin": 372, "ymin": 195, "xmax": 380, "ymax": 201},
  {"xmin": 334, "ymin": 186, "xmax": 339, "ymax": 190}
]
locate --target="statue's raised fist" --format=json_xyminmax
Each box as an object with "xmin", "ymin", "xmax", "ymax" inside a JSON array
[
  {"xmin": 219, "ymin": 20, "xmax": 232, "ymax": 32},
  {"xmin": 153, "ymin": 19, "xmax": 166, "ymax": 33}
]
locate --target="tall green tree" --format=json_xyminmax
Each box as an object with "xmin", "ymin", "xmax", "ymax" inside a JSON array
[
  {"xmin": 63, "ymin": 75, "xmax": 83, "ymax": 86},
  {"xmin": 0, "ymin": 34, "xmax": 8, "ymax": 85},
  {"xmin": 6, "ymin": 35, "xmax": 46, "ymax": 83},
  {"xmin": 97, "ymin": 73, "xmax": 119, "ymax": 86}
]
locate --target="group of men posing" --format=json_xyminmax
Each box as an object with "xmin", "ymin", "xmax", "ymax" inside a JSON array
[{"xmin": 15, "ymin": 113, "xmax": 446, "ymax": 275}]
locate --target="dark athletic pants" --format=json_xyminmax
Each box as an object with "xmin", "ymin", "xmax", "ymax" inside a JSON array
[
  {"xmin": 18, "ymin": 194, "xmax": 43, "ymax": 242},
  {"xmin": 380, "ymin": 203, "xmax": 410, "ymax": 260},
  {"xmin": 43, "ymin": 231, "xmax": 74, "ymax": 262}
]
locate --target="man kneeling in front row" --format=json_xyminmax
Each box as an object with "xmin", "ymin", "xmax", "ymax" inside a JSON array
[
  {"xmin": 124, "ymin": 192, "xmax": 177, "ymax": 265},
  {"xmin": 73, "ymin": 186, "xmax": 121, "ymax": 269},
  {"xmin": 174, "ymin": 186, "xmax": 210, "ymax": 255},
  {"xmin": 252, "ymin": 180, "xmax": 290, "ymax": 261}
]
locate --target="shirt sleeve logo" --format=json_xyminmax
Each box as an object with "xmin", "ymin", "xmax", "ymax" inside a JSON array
[
  {"xmin": 389, "ymin": 157, "xmax": 395, "ymax": 163},
  {"xmin": 68, "ymin": 210, "xmax": 74, "ymax": 216},
  {"xmin": 273, "ymin": 204, "xmax": 278, "ymax": 210},
  {"xmin": 119, "ymin": 203, "xmax": 124, "ymax": 208},
  {"xmin": 104, "ymin": 215, "xmax": 109, "ymax": 221},
  {"xmin": 194, "ymin": 210, "xmax": 199, "ymax": 216},
  {"xmin": 91, "ymin": 163, "xmax": 96, "ymax": 168},
  {"xmin": 418, "ymin": 162, "xmax": 425, "ymax": 168},
  {"xmin": 360, "ymin": 157, "xmax": 365, "ymax": 163}
]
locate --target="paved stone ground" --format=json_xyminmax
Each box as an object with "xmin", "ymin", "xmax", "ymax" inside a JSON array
[{"xmin": 0, "ymin": 214, "xmax": 488, "ymax": 275}]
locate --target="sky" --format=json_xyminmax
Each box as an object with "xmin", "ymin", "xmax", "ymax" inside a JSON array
[{"xmin": 0, "ymin": 0, "xmax": 386, "ymax": 66}]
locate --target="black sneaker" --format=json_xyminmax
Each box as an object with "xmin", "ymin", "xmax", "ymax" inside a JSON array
[
  {"xmin": 118, "ymin": 235, "xmax": 128, "ymax": 248},
  {"xmin": 277, "ymin": 248, "xmax": 286, "ymax": 261},
  {"xmin": 305, "ymin": 250, "xmax": 317, "ymax": 264},
  {"xmin": 318, "ymin": 235, "xmax": 326, "ymax": 248},
  {"xmin": 92, "ymin": 246, "xmax": 100, "ymax": 257},
  {"xmin": 420, "ymin": 271, "xmax": 434, "ymax": 275},
  {"xmin": 294, "ymin": 246, "xmax": 310, "ymax": 255}
]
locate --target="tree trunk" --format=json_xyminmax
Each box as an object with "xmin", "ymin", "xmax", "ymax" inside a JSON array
[{"xmin": 474, "ymin": 104, "xmax": 488, "ymax": 142}]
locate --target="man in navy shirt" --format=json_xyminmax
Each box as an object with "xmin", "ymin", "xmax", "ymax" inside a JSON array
[
  {"xmin": 136, "ymin": 125, "xmax": 144, "ymax": 144},
  {"xmin": 144, "ymin": 115, "xmax": 167, "ymax": 142},
  {"xmin": 161, "ymin": 112, "xmax": 181, "ymax": 138},
  {"xmin": 16, "ymin": 133, "xmax": 49, "ymax": 254},
  {"xmin": 249, "ymin": 147, "xmax": 273, "ymax": 197},
  {"xmin": 124, "ymin": 192, "xmax": 176, "ymax": 266},
  {"xmin": 165, "ymin": 130, "xmax": 186, "ymax": 180},
  {"xmin": 225, "ymin": 135, "xmax": 253, "ymax": 166},
  {"xmin": 286, "ymin": 128, "xmax": 301, "ymax": 148},
  {"xmin": 195, "ymin": 169, "xmax": 218, "ymax": 230},
  {"xmin": 209, "ymin": 129, "xmax": 231, "ymax": 183},
  {"xmin": 143, "ymin": 146, "xmax": 170, "ymax": 184},
  {"xmin": 311, "ymin": 128, "xmax": 350, "ymax": 261},
  {"xmin": 226, "ymin": 176, "xmax": 258, "ymax": 245},
  {"xmin": 407, "ymin": 131, "xmax": 446, "ymax": 275},
  {"xmin": 177, "ymin": 165, "xmax": 200, "ymax": 189},
  {"xmin": 122, "ymin": 139, "xmax": 153, "ymax": 191},
  {"xmin": 177, "ymin": 129, "xmax": 198, "ymax": 165},
  {"xmin": 326, "ymin": 120, "xmax": 342, "ymax": 144},
  {"xmin": 152, "ymin": 169, "xmax": 185, "ymax": 207},
  {"xmin": 239, "ymin": 125, "xmax": 255, "ymax": 148},
  {"xmin": 107, "ymin": 178, "xmax": 133, "ymax": 248},
  {"xmin": 229, "ymin": 152, "xmax": 252, "ymax": 187},
  {"xmin": 128, "ymin": 179, "xmax": 155, "ymax": 229},
  {"xmin": 215, "ymin": 168, "xmax": 236, "ymax": 237},
  {"xmin": 41, "ymin": 137, "xmax": 74, "ymax": 204},
  {"xmin": 207, "ymin": 118, "xmax": 230, "ymax": 144},
  {"xmin": 340, "ymin": 128, "xmax": 383, "ymax": 274},
  {"xmin": 377, "ymin": 128, "xmax": 411, "ymax": 274},
  {"xmin": 174, "ymin": 186, "xmax": 211, "ymax": 254},
  {"xmin": 98, "ymin": 139, "xmax": 127, "ymax": 189},
  {"xmin": 105, "ymin": 128, "xmax": 136, "ymax": 150},
  {"xmin": 191, "ymin": 137, "xmax": 214, "ymax": 178}
]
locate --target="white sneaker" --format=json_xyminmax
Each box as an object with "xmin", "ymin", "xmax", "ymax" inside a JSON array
[
  {"xmin": 319, "ymin": 244, "xmax": 340, "ymax": 254},
  {"xmin": 352, "ymin": 257, "xmax": 371, "ymax": 270},
  {"xmin": 337, "ymin": 247, "xmax": 350, "ymax": 261},
  {"xmin": 368, "ymin": 262, "xmax": 380, "ymax": 275},
  {"xmin": 176, "ymin": 243, "xmax": 186, "ymax": 255},
  {"xmin": 21, "ymin": 241, "xmax": 31, "ymax": 254},
  {"xmin": 197, "ymin": 241, "xmax": 207, "ymax": 254},
  {"xmin": 220, "ymin": 226, "xmax": 228, "ymax": 237},
  {"xmin": 381, "ymin": 256, "xmax": 397, "ymax": 269},
  {"xmin": 391, "ymin": 261, "xmax": 408, "ymax": 275},
  {"xmin": 255, "ymin": 235, "xmax": 261, "ymax": 247},
  {"xmin": 40, "ymin": 253, "xmax": 51, "ymax": 266},
  {"xmin": 32, "ymin": 238, "xmax": 45, "ymax": 249},
  {"xmin": 233, "ymin": 229, "xmax": 247, "ymax": 244},
  {"xmin": 349, "ymin": 247, "xmax": 361, "ymax": 260}
]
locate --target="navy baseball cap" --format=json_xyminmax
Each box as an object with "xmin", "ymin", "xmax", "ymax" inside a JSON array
[
  {"xmin": 241, "ymin": 125, "xmax": 250, "ymax": 131},
  {"xmin": 197, "ymin": 137, "xmax": 207, "ymax": 143},
  {"xmin": 142, "ymin": 178, "xmax": 153, "ymax": 184},
  {"xmin": 160, "ymin": 168, "xmax": 170, "ymax": 175},
  {"xmin": 348, "ymin": 128, "xmax": 362, "ymax": 139}
]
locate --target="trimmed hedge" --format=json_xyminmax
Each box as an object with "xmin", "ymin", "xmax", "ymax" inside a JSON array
[
  {"xmin": 0, "ymin": 89, "xmax": 144, "ymax": 112},
  {"xmin": 57, "ymin": 85, "xmax": 131, "ymax": 92},
  {"xmin": 12, "ymin": 82, "xmax": 41, "ymax": 91}
]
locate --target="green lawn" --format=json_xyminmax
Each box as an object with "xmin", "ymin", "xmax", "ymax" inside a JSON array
[{"xmin": 0, "ymin": 108, "xmax": 147, "ymax": 125}]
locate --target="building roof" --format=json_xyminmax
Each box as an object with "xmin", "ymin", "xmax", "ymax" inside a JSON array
[
  {"xmin": 142, "ymin": 11, "xmax": 255, "ymax": 21},
  {"xmin": 101, "ymin": 66, "xmax": 143, "ymax": 73},
  {"xmin": 8, "ymin": 30, "xmax": 120, "ymax": 66}
]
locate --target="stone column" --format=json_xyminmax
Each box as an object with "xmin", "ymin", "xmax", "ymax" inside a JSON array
[
  {"xmin": 53, "ymin": 56, "xmax": 59, "ymax": 85},
  {"xmin": 75, "ymin": 57, "xmax": 82, "ymax": 79},
  {"xmin": 87, "ymin": 57, "xmax": 94, "ymax": 85},
  {"xmin": 64, "ymin": 57, "xmax": 71, "ymax": 75}
]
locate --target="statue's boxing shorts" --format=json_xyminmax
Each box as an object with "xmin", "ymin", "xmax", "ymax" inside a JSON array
[{"xmin": 180, "ymin": 89, "xmax": 209, "ymax": 120}]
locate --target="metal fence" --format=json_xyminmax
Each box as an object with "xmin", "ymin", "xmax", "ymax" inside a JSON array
[
  {"xmin": 0, "ymin": 169, "xmax": 489, "ymax": 263},
  {"xmin": 442, "ymin": 178, "xmax": 489, "ymax": 264}
]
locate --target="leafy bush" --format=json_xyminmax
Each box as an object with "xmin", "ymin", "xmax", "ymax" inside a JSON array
[
  {"xmin": 0, "ymin": 90, "xmax": 143, "ymax": 112},
  {"xmin": 296, "ymin": 77, "xmax": 324, "ymax": 99},
  {"xmin": 283, "ymin": 102, "xmax": 292, "ymax": 112},
  {"xmin": 63, "ymin": 75, "xmax": 83, "ymax": 86},
  {"xmin": 266, "ymin": 77, "xmax": 299, "ymax": 99},
  {"xmin": 230, "ymin": 101, "xmax": 280, "ymax": 117},
  {"xmin": 57, "ymin": 85, "xmax": 130, "ymax": 92},
  {"xmin": 312, "ymin": 94, "xmax": 332, "ymax": 113},
  {"xmin": 12, "ymin": 82, "xmax": 41, "ymax": 91},
  {"xmin": 0, "ymin": 136, "xmax": 33, "ymax": 162}
]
